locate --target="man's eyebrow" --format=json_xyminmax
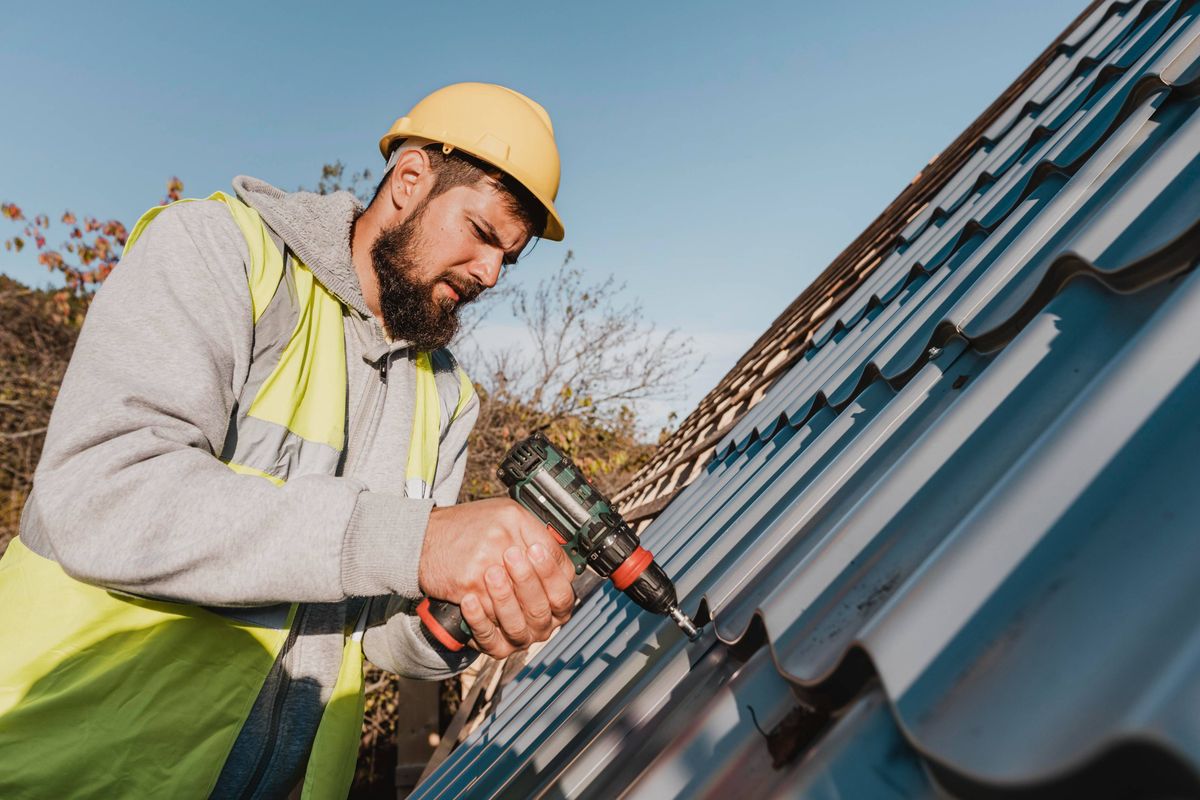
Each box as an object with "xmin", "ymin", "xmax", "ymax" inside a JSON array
[{"xmin": 471, "ymin": 215, "xmax": 525, "ymax": 261}]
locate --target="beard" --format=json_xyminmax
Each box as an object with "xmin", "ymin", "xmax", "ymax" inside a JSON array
[{"xmin": 370, "ymin": 202, "xmax": 483, "ymax": 350}]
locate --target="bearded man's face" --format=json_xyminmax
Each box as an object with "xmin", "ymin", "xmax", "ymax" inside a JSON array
[
  {"xmin": 368, "ymin": 180, "xmax": 531, "ymax": 350},
  {"xmin": 370, "ymin": 199, "xmax": 482, "ymax": 350}
]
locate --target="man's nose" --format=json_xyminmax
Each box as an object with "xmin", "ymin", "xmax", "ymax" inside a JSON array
[{"xmin": 468, "ymin": 250, "xmax": 504, "ymax": 289}]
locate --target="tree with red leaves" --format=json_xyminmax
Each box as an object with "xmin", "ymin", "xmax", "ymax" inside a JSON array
[{"xmin": 2, "ymin": 178, "xmax": 182, "ymax": 323}]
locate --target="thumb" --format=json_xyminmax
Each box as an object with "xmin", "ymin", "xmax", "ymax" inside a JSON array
[{"xmin": 462, "ymin": 593, "xmax": 506, "ymax": 657}]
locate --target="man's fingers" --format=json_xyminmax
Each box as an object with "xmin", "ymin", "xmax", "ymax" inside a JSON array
[
  {"xmin": 504, "ymin": 546, "xmax": 554, "ymax": 637},
  {"xmin": 485, "ymin": 565, "xmax": 532, "ymax": 648},
  {"xmin": 471, "ymin": 589, "xmax": 496, "ymax": 623},
  {"xmin": 515, "ymin": 513, "xmax": 573, "ymax": 572},
  {"xmin": 461, "ymin": 593, "xmax": 510, "ymax": 658},
  {"xmin": 547, "ymin": 533, "xmax": 576, "ymax": 581},
  {"xmin": 528, "ymin": 542, "xmax": 576, "ymax": 624}
]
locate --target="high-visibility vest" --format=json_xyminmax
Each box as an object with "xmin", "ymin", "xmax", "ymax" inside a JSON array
[{"xmin": 0, "ymin": 194, "xmax": 474, "ymax": 799}]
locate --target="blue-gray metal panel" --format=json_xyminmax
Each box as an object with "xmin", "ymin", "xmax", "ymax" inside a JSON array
[
  {"xmin": 700, "ymin": 133, "xmax": 1200, "ymax": 676},
  {"xmin": 810, "ymin": 0, "xmax": 1186, "ymax": 351},
  {"xmin": 761, "ymin": 277, "xmax": 1178, "ymax": 685},
  {"xmin": 961, "ymin": 94, "xmax": 1200, "ymax": 338},
  {"xmin": 826, "ymin": 0, "xmax": 1192, "ymax": 350},
  {"xmin": 617, "ymin": 651, "xmax": 933, "ymax": 800},
  {"xmin": 875, "ymin": 264, "xmax": 1200, "ymax": 781},
  {"xmin": 586, "ymin": 647, "xmax": 790, "ymax": 800},
  {"xmin": 766, "ymin": 691, "xmax": 938, "ymax": 800}
]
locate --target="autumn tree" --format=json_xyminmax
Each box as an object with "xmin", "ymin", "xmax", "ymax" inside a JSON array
[
  {"xmin": 308, "ymin": 160, "xmax": 375, "ymax": 201},
  {"xmin": 1, "ymin": 179, "xmax": 181, "ymax": 323}
]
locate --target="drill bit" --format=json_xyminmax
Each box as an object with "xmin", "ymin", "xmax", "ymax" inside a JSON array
[{"xmin": 668, "ymin": 605, "xmax": 700, "ymax": 641}]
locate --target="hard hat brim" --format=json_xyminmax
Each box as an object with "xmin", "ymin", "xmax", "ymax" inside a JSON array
[{"xmin": 379, "ymin": 130, "xmax": 564, "ymax": 242}]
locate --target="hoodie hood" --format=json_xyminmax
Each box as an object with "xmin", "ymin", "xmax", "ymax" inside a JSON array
[{"xmin": 232, "ymin": 175, "xmax": 372, "ymax": 318}]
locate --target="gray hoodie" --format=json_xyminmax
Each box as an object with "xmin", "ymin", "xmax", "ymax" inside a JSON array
[{"xmin": 20, "ymin": 176, "xmax": 478, "ymax": 797}]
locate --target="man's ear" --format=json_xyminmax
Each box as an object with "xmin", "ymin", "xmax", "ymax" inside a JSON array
[{"xmin": 386, "ymin": 147, "xmax": 431, "ymax": 212}]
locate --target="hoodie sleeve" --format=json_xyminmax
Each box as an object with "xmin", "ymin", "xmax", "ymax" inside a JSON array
[
  {"xmin": 19, "ymin": 201, "xmax": 425, "ymax": 606},
  {"xmin": 360, "ymin": 596, "xmax": 480, "ymax": 679},
  {"xmin": 361, "ymin": 379, "xmax": 481, "ymax": 677}
]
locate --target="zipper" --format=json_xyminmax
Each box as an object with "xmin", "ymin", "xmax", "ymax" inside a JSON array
[
  {"xmin": 239, "ymin": 603, "xmax": 309, "ymax": 799},
  {"xmin": 339, "ymin": 367, "xmax": 376, "ymax": 477},
  {"xmin": 342, "ymin": 348, "xmax": 391, "ymax": 477},
  {"xmin": 240, "ymin": 329, "xmax": 392, "ymax": 795}
]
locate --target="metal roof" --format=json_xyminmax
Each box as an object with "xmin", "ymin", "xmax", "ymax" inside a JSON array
[{"xmin": 413, "ymin": 2, "xmax": 1200, "ymax": 797}]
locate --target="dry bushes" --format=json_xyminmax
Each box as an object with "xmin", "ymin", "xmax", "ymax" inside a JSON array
[{"xmin": 0, "ymin": 276, "xmax": 83, "ymax": 552}]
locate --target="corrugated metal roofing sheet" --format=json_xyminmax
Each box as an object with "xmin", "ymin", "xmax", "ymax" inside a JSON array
[{"xmin": 412, "ymin": 2, "xmax": 1200, "ymax": 797}]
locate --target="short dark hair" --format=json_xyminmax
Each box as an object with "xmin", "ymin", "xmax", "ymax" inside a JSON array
[{"xmin": 374, "ymin": 142, "xmax": 547, "ymax": 239}]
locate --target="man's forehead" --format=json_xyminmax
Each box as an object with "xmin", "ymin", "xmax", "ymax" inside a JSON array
[{"xmin": 455, "ymin": 182, "xmax": 531, "ymax": 247}]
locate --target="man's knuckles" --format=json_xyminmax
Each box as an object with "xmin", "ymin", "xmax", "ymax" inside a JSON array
[
  {"xmin": 524, "ymin": 604, "xmax": 554, "ymax": 630},
  {"xmin": 549, "ymin": 589, "xmax": 575, "ymax": 615},
  {"xmin": 502, "ymin": 546, "xmax": 534, "ymax": 579},
  {"xmin": 484, "ymin": 565, "xmax": 513, "ymax": 598},
  {"xmin": 495, "ymin": 499, "xmax": 533, "ymax": 531}
]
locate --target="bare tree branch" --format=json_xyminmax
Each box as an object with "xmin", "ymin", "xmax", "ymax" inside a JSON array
[
  {"xmin": 0, "ymin": 427, "xmax": 47, "ymax": 441},
  {"xmin": 456, "ymin": 252, "xmax": 702, "ymax": 502}
]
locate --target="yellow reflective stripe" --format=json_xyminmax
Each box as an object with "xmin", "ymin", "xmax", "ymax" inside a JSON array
[
  {"xmin": 124, "ymin": 203, "xmax": 177, "ymax": 252},
  {"xmin": 223, "ymin": 460, "xmax": 286, "ymax": 486},
  {"xmin": 300, "ymin": 611, "xmax": 366, "ymax": 800},
  {"xmin": 124, "ymin": 192, "xmax": 284, "ymax": 323},
  {"xmin": 451, "ymin": 366, "xmax": 475, "ymax": 422},
  {"xmin": 246, "ymin": 264, "xmax": 347, "ymax": 451},
  {"xmin": 406, "ymin": 351, "xmax": 442, "ymax": 491},
  {"xmin": 220, "ymin": 194, "xmax": 285, "ymax": 323}
]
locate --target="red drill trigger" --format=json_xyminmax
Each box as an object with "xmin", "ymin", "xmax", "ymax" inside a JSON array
[{"xmin": 547, "ymin": 523, "xmax": 567, "ymax": 545}]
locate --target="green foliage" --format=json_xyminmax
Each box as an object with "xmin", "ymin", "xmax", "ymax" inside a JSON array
[{"xmin": 310, "ymin": 161, "xmax": 375, "ymax": 204}]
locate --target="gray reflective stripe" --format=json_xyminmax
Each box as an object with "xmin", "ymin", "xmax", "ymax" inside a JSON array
[
  {"xmin": 219, "ymin": 251, "xmax": 343, "ymax": 479},
  {"xmin": 249, "ymin": 254, "xmax": 297, "ymax": 366},
  {"xmin": 241, "ymin": 254, "xmax": 298, "ymax": 411},
  {"xmin": 405, "ymin": 477, "xmax": 431, "ymax": 499},
  {"xmin": 224, "ymin": 413, "xmax": 342, "ymax": 480},
  {"xmin": 430, "ymin": 349, "xmax": 466, "ymax": 436},
  {"xmin": 205, "ymin": 603, "xmax": 292, "ymax": 629}
]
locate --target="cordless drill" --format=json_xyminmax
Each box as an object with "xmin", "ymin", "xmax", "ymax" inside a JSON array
[{"xmin": 417, "ymin": 432, "xmax": 700, "ymax": 652}]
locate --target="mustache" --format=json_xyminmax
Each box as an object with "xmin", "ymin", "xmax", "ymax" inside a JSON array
[{"xmin": 440, "ymin": 274, "xmax": 485, "ymax": 305}]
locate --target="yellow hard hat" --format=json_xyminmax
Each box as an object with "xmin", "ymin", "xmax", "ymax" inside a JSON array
[{"xmin": 379, "ymin": 82, "xmax": 564, "ymax": 241}]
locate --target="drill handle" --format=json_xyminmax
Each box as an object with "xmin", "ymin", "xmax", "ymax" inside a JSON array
[{"xmin": 416, "ymin": 597, "xmax": 473, "ymax": 652}]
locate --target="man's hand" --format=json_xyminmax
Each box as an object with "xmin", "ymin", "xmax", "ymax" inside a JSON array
[{"xmin": 419, "ymin": 498, "xmax": 576, "ymax": 658}]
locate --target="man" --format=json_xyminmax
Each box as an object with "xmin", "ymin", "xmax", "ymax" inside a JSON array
[{"xmin": 0, "ymin": 82, "xmax": 573, "ymax": 798}]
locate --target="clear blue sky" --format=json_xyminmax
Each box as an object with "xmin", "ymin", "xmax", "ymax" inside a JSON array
[{"xmin": 0, "ymin": 0, "xmax": 1086, "ymax": 426}]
